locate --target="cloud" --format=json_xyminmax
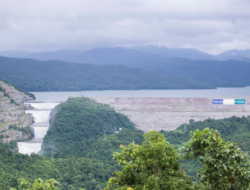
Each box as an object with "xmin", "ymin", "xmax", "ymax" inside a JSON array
[{"xmin": 0, "ymin": 0, "xmax": 249, "ymax": 54}]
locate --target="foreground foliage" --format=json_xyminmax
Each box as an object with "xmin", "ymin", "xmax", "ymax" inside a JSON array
[
  {"xmin": 106, "ymin": 129, "xmax": 250, "ymax": 190},
  {"xmin": 105, "ymin": 130, "xmax": 195, "ymax": 190},
  {"xmin": 183, "ymin": 128, "xmax": 250, "ymax": 189},
  {"xmin": 10, "ymin": 178, "xmax": 59, "ymax": 190}
]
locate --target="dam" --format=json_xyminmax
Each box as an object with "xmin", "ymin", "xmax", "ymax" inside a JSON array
[
  {"xmin": 17, "ymin": 102, "xmax": 59, "ymax": 155},
  {"xmin": 91, "ymin": 97, "xmax": 250, "ymax": 132}
]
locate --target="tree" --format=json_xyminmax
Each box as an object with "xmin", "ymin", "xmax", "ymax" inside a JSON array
[
  {"xmin": 10, "ymin": 178, "xmax": 87, "ymax": 190},
  {"xmin": 183, "ymin": 128, "xmax": 250, "ymax": 190},
  {"xmin": 104, "ymin": 130, "xmax": 194, "ymax": 190},
  {"xmin": 189, "ymin": 119, "xmax": 195, "ymax": 124},
  {"xmin": 10, "ymin": 178, "xmax": 59, "ymax": 190}
]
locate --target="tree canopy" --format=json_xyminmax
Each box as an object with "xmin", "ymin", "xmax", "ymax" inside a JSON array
[
  {"xmin": 105, "ymin": 130, "xmax": 194, "ymax": 190},
  {"xmin": 10, "ymin": 178, "xmax": 59, "ymax": 190},
  {"xmin": 106, "ymin": 129, "xmax": 250, "ymax": 190},
  {"xmin": 183, "ymin": 128, "xmax": 250, "ymax": 189}
]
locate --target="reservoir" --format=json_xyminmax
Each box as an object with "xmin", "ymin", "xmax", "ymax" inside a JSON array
[{"xmin": 31, "ymin": 87, "xmax": 250, "ymax": 102}]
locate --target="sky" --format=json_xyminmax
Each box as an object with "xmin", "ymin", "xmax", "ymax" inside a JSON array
[{"xmin": 0, "ymin": 0, "xmax": 249, "ymax": 54}]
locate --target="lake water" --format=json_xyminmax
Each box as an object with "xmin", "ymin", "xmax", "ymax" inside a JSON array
[{"xmin": 31, "ymin": 87, "xmax": 250, "ymax": 102}]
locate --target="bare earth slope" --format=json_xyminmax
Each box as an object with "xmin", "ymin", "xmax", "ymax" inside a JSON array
[
  {"xmin": 0, "ymin": 81, "xmax": 33, "ymax": 144},
  {"xmin": 91, "ymin": 97, "xmax": 250, "ymax": 132}
]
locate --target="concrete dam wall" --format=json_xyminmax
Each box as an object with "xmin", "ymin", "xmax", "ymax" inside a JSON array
[{"xmin": 92, "ymin": 97, "xmax": 250, "ymax": 132}]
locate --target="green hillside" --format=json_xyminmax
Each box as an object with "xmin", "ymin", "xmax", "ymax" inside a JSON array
[
  {"xmin": 41, "ymin": 97, "xmax": 144, "ymax": 157},
  {"xmin": 0, "ymin": 56, "xmax": 212, "ymax": 91}
]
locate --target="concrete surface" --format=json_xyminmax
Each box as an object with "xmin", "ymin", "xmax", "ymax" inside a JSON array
[{"xmin": 91, "ymin": 97, "xmax": 250, "ymax": 132}]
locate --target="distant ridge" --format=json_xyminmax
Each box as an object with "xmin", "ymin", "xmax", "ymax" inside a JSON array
[
  {"xmin": 1, "ymin": 46, "xmax": 250, "ymax": 61},
  {"xmin": 216, "ymin": 49, "xmax": 250, "ymax": 61},
  {"xmin": 133, "ymin": 45, "xmax": 215, "ymax": 60}
]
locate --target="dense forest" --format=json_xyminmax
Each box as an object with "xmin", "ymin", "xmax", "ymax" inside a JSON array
[
  {"xmin": 0, "ymin": 56, "xmax": 212, "ymax": 91},
  {"xmin": 1, "ymin": 97, "xmax": 250, "ymax": 189}
]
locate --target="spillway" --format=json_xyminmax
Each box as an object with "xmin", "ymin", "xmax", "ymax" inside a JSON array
[{"xmin": 17, "ymin": 102, "xmax": 59, "ymax": 155}]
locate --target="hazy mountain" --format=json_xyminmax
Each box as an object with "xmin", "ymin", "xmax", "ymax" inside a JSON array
[
  {"xmin": 0, "ymin": 50, "xmax": 33, "ymax": 58},
  {"xmin": 1, "ymin": 46, "xmax": 250, "ymax": 62},
  {"xmin": 132, "ymin": 45, "xmax": 215, "ymax": 60},
  {"xmin": 216, "ymin": 49, "xmax": 250, "ymax": 61},
  {"xmin": 28, "ymin": 49, "xmax": 82, "ymax": 62},
  {"xmin": 78, "ymin": 47, "xmax": 164, "ymax": 66},
  {"xmin": 241, "ymin": 57, "xmax": 250, "ymax": 62}
]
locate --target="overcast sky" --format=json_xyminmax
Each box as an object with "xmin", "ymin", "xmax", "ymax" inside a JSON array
[{"xmin": 0, "ymin": 0, "xmax": 249, "ymax": 54}]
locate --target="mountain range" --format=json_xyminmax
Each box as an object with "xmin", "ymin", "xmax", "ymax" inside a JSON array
[
  {"xmin": 1, "ymin": 46, "xmax": 250, "ymax": 91},
  {"xmin": 1, "ymin": 46, "xmax": 250, "ymax": 61}
]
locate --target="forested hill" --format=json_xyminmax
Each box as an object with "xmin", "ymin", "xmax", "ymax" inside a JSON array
[
  {"xmin": 0, "ymin": 56, "xmax": 212, "ymax": 91},
  {"xmin": 41, "ymin": 97, "xmax": 144, "ymax": 158},
  {"xmin": 2, "ymin": 48, "xmax": 250, "ymax": 87}
]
